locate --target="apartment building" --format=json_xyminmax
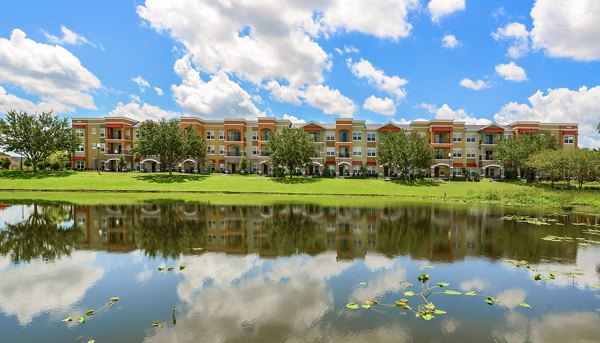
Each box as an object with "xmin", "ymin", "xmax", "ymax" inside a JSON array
[{"xmin": 71, "ymin": 117, "xmax": 578, "ymax": 178}]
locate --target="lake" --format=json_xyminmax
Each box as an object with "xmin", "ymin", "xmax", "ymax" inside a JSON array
[{"xmin": 0, "ymin": 202, "xmax": 599, "ymax": 343}]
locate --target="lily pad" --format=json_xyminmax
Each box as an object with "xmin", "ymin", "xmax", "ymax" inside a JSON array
[
  {"xmin": 404, "ymin": 291, "xmax": 415, "ymax": 296},
  {"xmin": 179, "ymin": 265, "xmax": 186, "ymax": 270},
  {"xmin": 167, "ymin": 267, "xmax": 174, "ymax": 271},
  {"xmin": 434, "ymin": 309, "xmax": 447, "ymax": 314},
  {"xmin": 111, "ymin": 297, "xmax": 119, "ymax": 302},
  {"xmin": 436, "ymin": 282, "xmax": 450, "ymax": 287},
  {"xmin": 485, "ymin": 297, "xmax": 499, "ymax": 305},
  {"xmin": 77, "ymin": 317, "xmax": 86, "ymax": 323},
  {"xmin": 419, "ymin": 266, "xmax": 434, "ymax": 270},
  {"xmin": 158, "ymin": 267, "xmax": 165, "ymax": 271},
  {"xmin": 152, "ymin": 321, "xmax": 163, "ymax": 328},
  {"xmin": 443, "ymin": 290, "xmax": 462, "ymax": 295},
  {"xmin": 464, "ymin": 291, "xmax": 477, "ymax": 296},
  {"xmin": 518, "ymin": 302, "xmax": 531, "ymax": 309},
  {"xmin": 346, "ymin": 302, "xmax": 360, "ymax": 309},
  {"xmin": 62, "ymin": 317, "xmax": 72, "ymax": 322},
  {"xmin": 85, "ymin": 310, "xmax": 95, "ymax": 316},
  {"xmin": 358, "ymin": 282, "xmax": 367, "ymax": 286},
  {"xmin": 421, "ymin": 313, "xmax": 434, "ymax": 321}
]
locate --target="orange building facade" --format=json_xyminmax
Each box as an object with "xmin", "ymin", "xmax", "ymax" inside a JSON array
[{"xmin": 72, "ymin": 117, "xmax": 578, "ymax": 178}]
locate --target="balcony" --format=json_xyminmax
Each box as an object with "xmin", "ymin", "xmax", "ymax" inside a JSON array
[
  {"xmin": 433, "ymin": 139, "xmax": 451, "ymax": 144},
  {"xmin": 259, "ymin": 151, "xmax": 271, "ymax": 157},
  {"xmin": 480, "ymin": 159, "xmax": 501, "ymax": 168},
  {"xmin": 338, "ymin": 153, "xmax": 350, "ymax": 158},
  {"xmin": 480, "ymin": 139, "xmax": 496, "ymax": 145},
  {"xmin": 226, "ymin": 136, "xmax": 244, "ymax": 142},
  {"xmin": 225, "ymin": 151, "xmax": 244, "ymax": 157},
  {"xmin": 338, "ymin": 138, "xmax": 350, "ymax": 143}
]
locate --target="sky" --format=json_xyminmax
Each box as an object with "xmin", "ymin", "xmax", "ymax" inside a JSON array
[{"xmin": 0, "ymin": 0, "xmax": 599, "ymax": 147}]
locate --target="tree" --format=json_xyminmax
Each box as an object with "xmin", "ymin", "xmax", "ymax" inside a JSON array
[
  {"xmin": 0, "ymin": 157, "xmax": 11, "ymax": 170},
  {"xmin": 134, "ymin": 120, "xmax": 206, "ymax": 176},
  {"xmin": 0, "ymin": 110, "xmax": 79, "ymax": 172},
  {"xmin": 118, "ymin": 154, "xmax": 127, "ymax": 171},
  {"xmin": 182, "ymin": 125, "xmax": 206, "ymax": 171},
  {"xmin": 239, "ymin": 155, "xmax": 248, "ymax": 174},
  {"xmin": 266, "ymin": 127, "xmax": 317, "ymax": 179},
  {"xmin": 48, "ymin": 151, "xmax": 70, "ymax": 170},
  {"xmin": 526, "ymin": 149, "xmax": 566, "ymax": 188},
  {"xmin": 495, "ymin": 131, "xmax": 558, "ymax": 182},
  {"xmin": 569, "ymin": 149, "xmax": 598, "ymax": 189},
  {"xmin": 23, "ymin": 159, "xmax": 32, "ymax": 169},
  {"xmin": 377, "ymin": 131, "xmax": 434, "ymax": 180}
]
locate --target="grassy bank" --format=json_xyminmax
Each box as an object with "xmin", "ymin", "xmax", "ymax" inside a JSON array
[{"xmin": 0, "ymin": 170, "xmax": 599, "ymax": 210}]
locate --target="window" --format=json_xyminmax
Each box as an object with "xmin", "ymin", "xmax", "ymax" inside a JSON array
[
  {"xmin": 503, "ymin": 134, "xmax": 512, "ymax": 140},
  {"xmin": 453, "ymin": 133, "xmax": 462, "ymax": 142},
  {"xmin": 100, "ymin": 143, "xmax": 105, "ymax": 153},
  {"xmin": 219, "ymin": 131, "xmax": 225, "ymax": 140},
  {"xmin": 206, "ymin": 131, "xmax": 215, "ymax": 140},
  {"xmin": 417, "ymin": 131, "xmax": 427, "ymax": 138},
  {"xmin": 219, "ymin": 163, "xmax": 225, "ymax": 172},
  {"xmin": 326, "ymin": 132, "xmax": 335, "ymax": 141},
  {"xmin": 91, "ymin": 143, "xmax": 97, "ymax": 150},
  {"xmin": 91, "ymin": 128, "xmax": 96, "ymax": 135},
  {"xmin": 564, "ymin": 135, "xmax": 574, "ymax": 144},
  {"xmin": 453, "ymin": 168, "xmax": 463, "ymax": 177},
  {"xmin": 353, "ymin": 147, "xmax": 362, "ymax": 156},
  {"xmin": 326, "ymin": 147, "xmax": 335, "ymax": 156},
  {"xmin": 367, "ymin": 148, "xmax": 376, "ymax": 157},
  {"xmin": 135, "ymin": 130, "xmax": 140, "ymax": 139},
  {"xmin": 367, "ymin": 132, "xmax": 376, "ymax": 142},
  {"xmin": 77, "ymin": 144, "xmax": 84, "ymax": 152},
  {"xmin": 100, "ymin": 128, "xmax": 105, "ymax": 138},
  {"xmin": 251, "ymin": 163, "xmax": 258, "ymax": 173},
  {"xmin": 207, "ymin": 146, "xmax": 215, "ymax": 155},
  {"xmin": 367, "ymin": 166, "xmax": 376, "ymax": 175},
  {"xmin": 76, "ymin": 161, "xmax": 85, "ymax": 170},
  {"xmin": 466, "ymin": 149, "xmax": 476, "ymax": 158},
  {"xmin": 252, "ymin": 147, "xmax": 258, "ymax": 156},
  {"xmin": 252, "ymin": 131, "xmax": 258, "ymax": 141},
  {"xmin": 76, "ymin": 129, "xmax": 84, "ymax": 137},
  {"xmin": 452, "ymin": 149, "xmax": 462, "ymax": 158},
  {"xmin": 219, "ymin": 146, "xmax": 225, "ymax": 155},
  {"xmin": 353, "ymin": 131, "xmax": 362, "ymax": 141},
  {"xmin": 466, "ymin": 133, "xmax": 476, "ymax": 143}
]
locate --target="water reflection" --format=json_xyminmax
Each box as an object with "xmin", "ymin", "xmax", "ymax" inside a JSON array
[
  {"xmin": 0, "ymin": 203, "xmax": 599, "ymax": 343},
  {"xmin": 0, "ymin": 203, "xmax": 597, "ymax": 263}
]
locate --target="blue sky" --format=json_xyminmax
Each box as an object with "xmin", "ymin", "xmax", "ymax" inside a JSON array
[{"xmin": 0, "ymin": 0, "xmax": 599, "ymax": 146}]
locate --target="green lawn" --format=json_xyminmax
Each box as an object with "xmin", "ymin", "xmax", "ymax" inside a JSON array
[{"xmin": 0, "ymin": 170, "xmax": 599, "ymax": 210}]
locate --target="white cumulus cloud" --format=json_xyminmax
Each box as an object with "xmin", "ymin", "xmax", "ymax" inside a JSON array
[
  {"xmin": 348, "ymin": 58, "xmax": 408, "ymax": 102},
  {"xmin": 304, "ymin": 84, "xmax": 356, "ymax": 118},
  {"xmin": 428, "ymin": 0, "xmax": 465, "ymax": 23},
  {"xmin": 495, "ymin": 61, "xmax": 528, "ymax": 81},
  {"xmin": 132, "ymin": 75, "xmax": 150, "ymax": 92},
  {"xmin": 154, "ymin": 87, "xmax": 163, "ymax": 96},
  {"xmin": 420, "ymin": 103, "xmax": 492, "ymax": 125},
  {"xmin": 494, "ymin": 85, "xmax": 600, "ymax": 147},
  {"xmin": 460, "ymin": 78, "xmax": 489, "ymax": 91},
  {"xmin": 171, "ymin": 56, "xmax": 263, "ymax": 119},
  {"xmin": 363, "ymin": 95, "xmax": 396, "ymax": 116},
  {"xmin": 492, "ymin": 22, "xmax": 530, "ymax": 59},
  {"xmin": 282, "ymin": 114, "xmax": 306, "ymax": 124},
  {"xmin": 530, "ymin": 0, "xmax": 600, "ymax": 61},
  {"xmin": 108, "ymin": 101, "xmax": 179, "ymax": 122},
  {"xmin": 0, "ymin": 28, "xmax": 101, "ymax": 113},
  {"xmin": 442, "ymin": 34, "xmax": 460, "ymax": 49},
  {"xmin": 43, "ymin": 25, "xmax": 98, "ymax": 48}
]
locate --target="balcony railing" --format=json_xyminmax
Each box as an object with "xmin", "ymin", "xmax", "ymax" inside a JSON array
[
  {"xmin": 225, "ymin": 152, "xmax": 244, "ymax": 157},
  {"xmin": 338, "ymin": 137, "xmax": 350, "ymax": 142},
  {"xmin": 480, "ymin": 139, "xmax": 496, "ymax": 145},
  {"xmin": 259, "ymin": 151, "xmax": 271, "ymax": 157},
  {"xmin": 433, "ymin": 139, "xmax": 450, "ymax": 144},
  {"xmin": 338, "ymin": 153, "xmax": 350, "ymax": 158}
]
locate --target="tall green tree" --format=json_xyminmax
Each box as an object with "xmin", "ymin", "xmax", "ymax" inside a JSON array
[
  {"xmin": 495, "ymin": 131, "xmax": 558, "ymax": 182},
  {"xmin": 0, "ymin": 110, "xmax": 80, "ymax": 172},
  {"xmin": 182, "ymin": 125, "xmax": 206, "ymax": 171},
  {"xmin": 266, "ymin": 127, "xmax": 317, "ymax": 179},
  {"xmin": 377, "ymin": 131, "xmax": 434, "ymax": 179},
  {"xmin": 135, "ymin": 120, "xmax": 206, "ymax": 176}
]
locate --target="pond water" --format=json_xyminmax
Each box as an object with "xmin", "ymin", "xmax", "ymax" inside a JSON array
[{"xmin": 0, "ymin": 202, "xmax": 599, "ymax": 343}]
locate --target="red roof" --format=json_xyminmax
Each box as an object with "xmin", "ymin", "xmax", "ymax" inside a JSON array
[
  {"xmin": 303, "ymin": 125, "xmax": 323, "ymax": 131},
  {"xmin": 379, "ymin": 127, "xmax": 400, "ymax": 132},
  {"xmin": 432, "ymin": 127, "xmax": 452, "ymax": 132},
  {"xmin": 484, "ymin": 127, "xmax": 504, "ymax": 133}
]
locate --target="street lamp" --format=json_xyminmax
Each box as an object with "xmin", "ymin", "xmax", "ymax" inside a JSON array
[
  {"xmin": 448, "ymin": 152, "xmax": 452, "ymax": 179},
  {"xmin": 96, "ymin": 143, "xmax": 101, "ymax": 175},
  {"xmin": 115, "ymin": 149, "xmax": 119, "ymax": 172}
]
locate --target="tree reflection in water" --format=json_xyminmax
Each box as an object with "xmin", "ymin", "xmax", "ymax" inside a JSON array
[
  {"xmin": 263, "ymin": 204, "xmax": 324, "ymax": 256},
  {"xmin": 0, "ymin": 204, "xmax": 82, "ymax": 263},
  {"xmin": 134, "ymin": 205, "xmax": 207, "ymax": 259}
]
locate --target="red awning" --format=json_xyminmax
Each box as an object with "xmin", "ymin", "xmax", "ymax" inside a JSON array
[
  {"xmin": 326, "ymin": 161, "xmax": 335, "ymax": 165},
  {"xmin": 303, "ymin": 125, "xmax": 323, "ymax": 131},
  {"xmin": 105, "ymin": 123, "xmax": 123, "ymax": 128},
  {"xmin": 352, "ymin": 161, "xmax": 362, "ymax": 166},
  {"xmin": 452, "ymin": 162, "xmax": 463, "ymax": 167},
  {"xmin": 72, "ymin": 157, "xmax": 85, "ymax": 161},
  {"xmin": 134, "ymin": 157, "xmax": 141, "ymax": 162},
  {"xmin": 366, "ymin": 161, "xmax": 377, "ymax": 166},
  {"xmin": 206, "ymin": 159, "xmax": 215, "ymax": 163},
  {"xmin": 218, "ymin": 159, "xmax": 225, "ymax": 163},
  {"xmin": 467, "ymin": 162, "xmax": 477, "ymax": 168},
  {"xmin": 379, "ymin": 127, "xmax": 400, "ymax": 132},
  {"xmin": 562, "ymin": 130, "xmax": 577, "ymax": 135},
  {"xmin": 72, "ymin": 124, "xmax": 86, "ymax": 129},
  {"xmin": 484, "ymin": 127, "xmax": 504, "ymax": 133},
  {"xmin": 431, "ymin": 127, "xmax": 452, "ymax": 132}
]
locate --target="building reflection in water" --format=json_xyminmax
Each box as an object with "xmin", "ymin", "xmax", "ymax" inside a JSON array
[{"xmin": 1, "ymin": 202, "xmax": 592, "ymax": 264}]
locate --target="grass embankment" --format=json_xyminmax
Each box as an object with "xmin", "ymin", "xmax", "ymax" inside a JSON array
[{"xmin": 0, "ymin": 170, "xmax": 599, "ymax": 210}]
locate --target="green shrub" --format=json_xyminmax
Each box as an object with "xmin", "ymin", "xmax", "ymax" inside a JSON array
[
  {"xmin": 450, "ymin": 177, "xmax": 466, "ymax": 181},
  {"xmin": 37, "ymin": 162, "xmax": 45, "ymax": 171},
  {"xmin": 50, "ymin": 162, "xmax": 61, "ymax": 171},
  {"xmin": 504, "ymin": 168, "xmax": 518, "ymax": 180},
  {"xmin": 0, "ymin": 157, "xmax": 11, "ymax": 170}
]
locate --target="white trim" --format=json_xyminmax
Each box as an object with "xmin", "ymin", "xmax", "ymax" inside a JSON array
[
  {"xmin": 310, "ymin": 161, "xmax": 323, "ymax": 167},
  {"xmin": 337, "ymin": 162, "xmax": 351, "ymax": 167},
  {"xmin": 431, "ymin": 163, "xmax": 450, "ymax": 168},
  {"xmin": 482, "ymin": 164, "xmax": 503, "ymax": 169},
  {"xmin": 182, "ymin": 159, "xmax": 196, "ymax": 164},
  {"xmin": 141, "ymin": 158, "xmax": 160, "ymax": 164}
]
